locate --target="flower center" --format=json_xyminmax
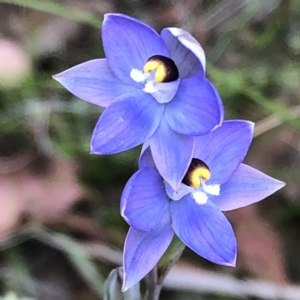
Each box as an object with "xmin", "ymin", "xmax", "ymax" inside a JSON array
[
  {"xmin": 182, "ymin": 158, "xmax": 211, "ymax": 188},
  {"xmin": 144, "ymin": 55, "xmax": 179, "ymax": 83},
  {"xmin": 165, "ymin": 158, "xmax": 221, "ymax": 204},
  {"xmin": 130, "ymin": 55, "xmax": 180, "ymax": 104},
  {"xmin": 182, "ymin": 158, "xmax": 220, "ymax": 205}
]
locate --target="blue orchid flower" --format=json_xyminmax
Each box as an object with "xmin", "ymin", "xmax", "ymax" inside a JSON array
[
  {"xmin": 120, "ymin": 120, "xmax": 285, "ymax": 291},
  {"xmin": 53, "ymin": 13, "xmax": 224, "ymax": 190}
]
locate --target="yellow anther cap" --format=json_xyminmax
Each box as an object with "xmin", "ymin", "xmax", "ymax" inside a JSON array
[
  {"xmin": 182, "ymin": 158, "xmax": 211, "ymax": 188},
  {"xmin": 143, "ymin": 55, "xmax": 179, "ymax": 83}
]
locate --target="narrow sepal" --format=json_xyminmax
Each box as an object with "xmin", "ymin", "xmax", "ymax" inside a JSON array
[
  {"xmin": 91, "ymin": 91, "xmax": 164, "ymax": 154},
  {"xmin": 161, "ymin": 28, "xmax": 206, "ymax": 77},
  {"xmin": 103, "ymin": 13, "xmax": 169, "ymax": 86},
  {"xmin": 121, "ymin": 167, "xmax": 169, "ymax": 231},
  {"xmin": 123, "ymin": 224, "xmax": 174, "ymax": 291},
  {"xmin": 150, "ymin": 118, "xmax": 194, "ymax": 190},
  {"xmin": 194, "ymin": 120, "xmax": 254, "ymax": 185},
  {"xmin": 166, "ymin": 77, "xmax": 223, "ymax": 136},
  {"xmin": 211, "ymin": 164, "xmax": 286, "ymax": 211},
  {"xmin": 171, "ymin": 195, "xmax": 237, "ymax": 266},
  {"xmin": 53, "ymin": 59, "xmax": 137, "ymax": 107}
]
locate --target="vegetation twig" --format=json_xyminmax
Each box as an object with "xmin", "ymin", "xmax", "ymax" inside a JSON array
[
  {"xmin": 254, "ymin": 105, "xmax": 300, "ymax": 137},
  {"xmin": 164, "ymin": 265, "xmax": 300, "ymax": 300},
  {"xmin": 26, "ymin": 228, "xmax": 300, "ymax": 300}
]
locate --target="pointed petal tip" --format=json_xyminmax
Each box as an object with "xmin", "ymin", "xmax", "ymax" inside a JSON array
[
  {"xmin": 90, "ymin": 143, "xmax": 105, "ymax": 155},
  {"xmin": 121, "ymin": 275, "xmax": 136, "ymax": 293},
  {"xmin": 232, "ymin": 119, "xmax": 255, "ymax": 137},
  {"xmin": 121, "ymin": 282, "xmax": 129, "ymax": 293},
  {"xmin": 173, "ymin": 182, "xmax": 181, "ymax": 193},
  {"xmin": 104, "ymin": 12, "xmax": 122, "ymax": 18},
  {"xmin": 51, "ymin": 70, "xmax": 70, "ymax": 85},
  {"xmin": 90, "ymin": 148, "xmax": 104, "ymax": 155},
  {"xmin": 103, "ymin": 13, "xmax": 136, "ymax": 23},
  {"xmin": 52, "ymin": 73, "xmax": 61, "ymax": 82},
  {"xmin": 103, "ymin": 13, "xmax": 113, "ymax": 24},
  {"xmin": 228, "ymin": 254, "xmax": 237, "ymax": 267},
  {"xmin": 224, "ymin": 119, "xmax": 255, "ymax": 132},
  {"xmin": 219, "ymin": 250, "xmax": 237, "ymax": 267},
  {"xmin": 275, "ymin": 179, "xmax": 286, "ymax": 190},
  {"xmin": 249, "ymin": 120, "xmax": 255, "ymax": 127},
  {"xmin": 167, "ymin": 177, "xmax": 183, "ymax": 193},
  {"xmin": 52, "ymin": 68, "xmax": 69, "ymax": 79},
  {"xmin": 265, "ymin": 176, "xmax": 286, "ymax": 194},
  {"xmin": 164, "ymin": 174, "xmax": 181, "ymax": 191},
  {"xmin": 207, "ymin": 251, "xmax": 237, "ymax": 268},
  {"xmin": 90, "ymin": 144, "xmax": 97, "ymax": 155},
  {"xmin": 222, "ymin": 260, "xmax": 236, "ymax": 267},
  {"xmin": 121, "ymin": 248, "xmax": 132, "ymax": 293},
  {"xmin": 90, "ymin": 148, "xmax": 97, "ymax": 155},
  {"xmin": 121, "ymin": 271, "xmax": 132, "ymax": 292},
  {"xmin": 247, "ymin": 120, "xmax": 255, "ymax": 136},
  {"xmin": 121, "ymin": 280, "xmax": 136, "ymax": 293},
  {"xmin": 244, "ymin": 119, "xmax": 255, "ymax": 130}
]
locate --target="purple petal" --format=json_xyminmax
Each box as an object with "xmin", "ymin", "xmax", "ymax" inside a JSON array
[
  {"xmin": 149, "ymin": 117, "xmax": 194, "ymax": 190},
  {"xmin": 171, "ymin": 196, "xmax": 237, "ymax": 266},
  {"xmin": 166, "ymin": 76, "xmax": 223, "ymax": 135},
  {"xmin": 121, "ymin": 167, "xmax": 169, "ymax": 231},
  {"xmin": 102, "ymin": 14, "xmax": 169, "ymax": 86},
  {"xmin": 161, "ymin": 28, "xmax": 205, "ymax": 78},
  {"xmin": 123, "ymin": 224, "xmax": 174, "ymax": 291},
  {"xmin": 91, "ymin": 91, "xmax": 164, "ymax": 154},
  {"xmin": 53, "ymin": 59, "xmax": 138, "ymax": 107},
  {"xmin": 194, "ymin": 120, "xmax": 254, "ymax": 185},
  {"xmin": 139, "ymin": 145, "xmax": 155, "ymax": 169},
  {"xmin": 211, "ymin": 164, "xmax": 286, "ymax": 211}
]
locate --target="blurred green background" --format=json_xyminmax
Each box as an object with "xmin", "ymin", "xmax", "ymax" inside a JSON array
[{"xmin": 0, "ymin": 0, "xmax": 299, "ymax": 299}]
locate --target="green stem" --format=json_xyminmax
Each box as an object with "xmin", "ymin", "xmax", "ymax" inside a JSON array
[
  {"xmin": 0, "ymin": 0, "xmax": 101, "ymax": 28},
  {"xmin": 146, "ymin": 268, "xmax": 162, "ymax": 300}
]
